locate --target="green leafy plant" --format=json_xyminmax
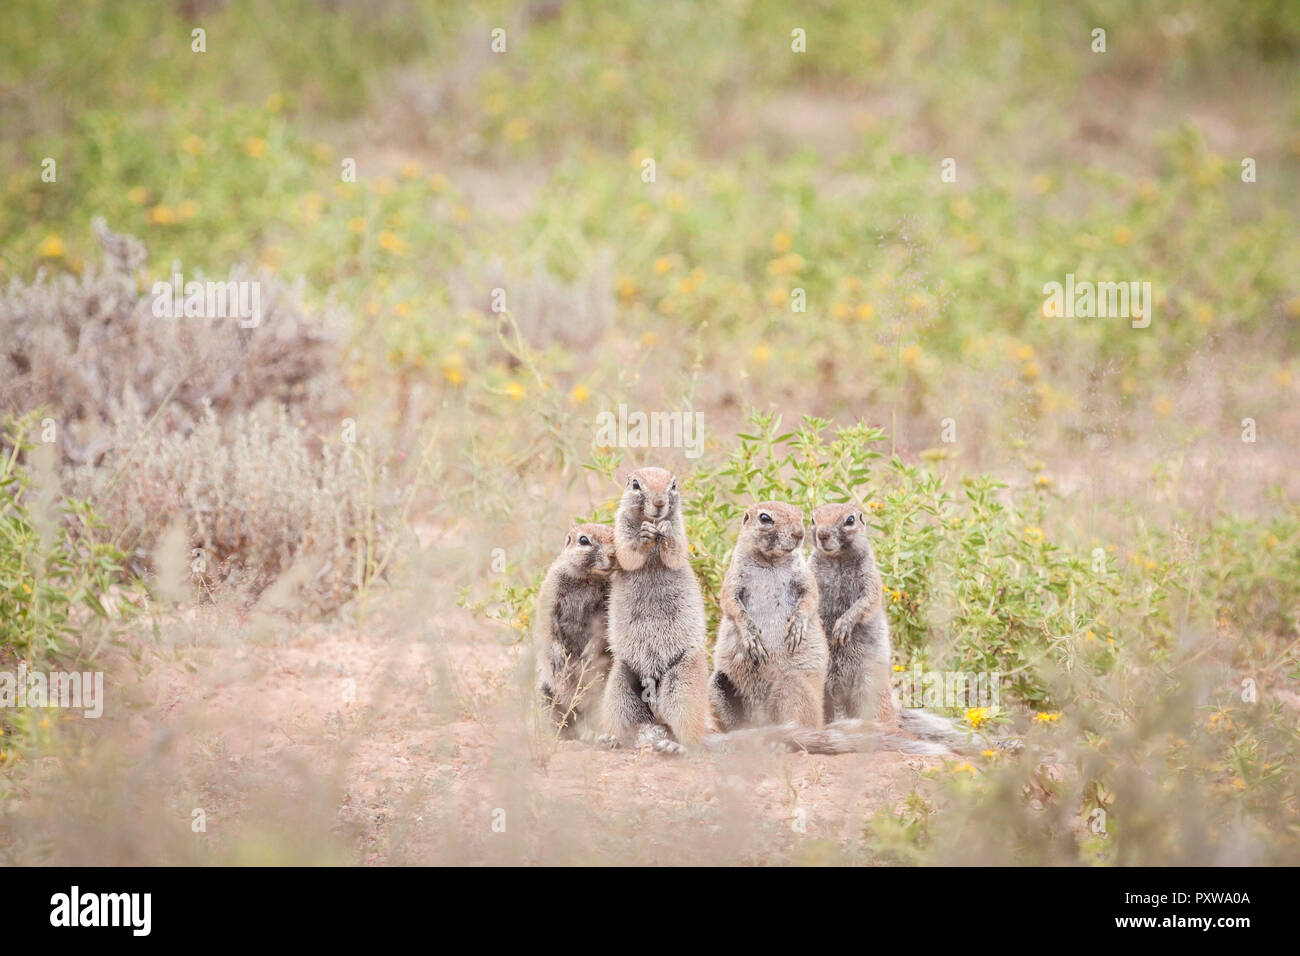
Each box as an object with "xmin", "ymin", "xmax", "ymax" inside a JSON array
[
  {"xmin": 0, "ymin": 414, "xmax": 126, "ymax": 661},
  {"xmin": 483, "ymin": 410, "xmax": 1142, "ymax": 712}
]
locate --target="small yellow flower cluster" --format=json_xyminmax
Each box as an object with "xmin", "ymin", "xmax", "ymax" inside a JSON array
[
  {"xmin": 676, "ymin": 268, "xmax": 707, "ymax": 294},
  {"xmin": 147, "ymin": 201, "xmax": 199, "ymax": 225},
  {"xmin": 829, "ymin": 276, "xmax": 875, "ymax": 321},
  {"xmin": 766, "ymin": 253, "xmax": 804, "ymax": 276},
  {"xmin": 441, "ymin": 352, "xmax": 465, "ymax": 386},
  {"xmin": 504, "ymin": 118, "xmax": 531, "ymax": 143},
  {"xmin": 616, "ymin": 276, "xmax": 639, "ymax": 300},
  {"xmin": 377, "ymin": 231, "xmax": 410, "ymax": 256}
]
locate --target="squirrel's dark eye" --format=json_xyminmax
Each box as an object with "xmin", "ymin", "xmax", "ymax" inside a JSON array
[
  {"xmin": 631, "ymin": 479, "xmax": 640, "ymax": 491},
  {"xmin": 845, "ymin": 515, "xmax": 855, "ymax": 526},
  {"xmin": 578, "ymin": 535, "xmax": 591, "ymax": 546},
  {"xmin": 670, "ymin": 481, "xmax": 677, "ymax": 491},
  {"xmin": 759, "ymin": 513, "xmax": 773, "ymax": 525}
]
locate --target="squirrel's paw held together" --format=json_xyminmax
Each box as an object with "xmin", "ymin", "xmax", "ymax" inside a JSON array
[
  {"xmin": 785, "ymin": 613, "xmax": 807, "ymax": 653},
  {"xmin": 830, "ymin": 615, "xmax": 854, "ymax": 647}
]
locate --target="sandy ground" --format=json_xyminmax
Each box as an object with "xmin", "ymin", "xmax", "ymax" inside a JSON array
[{"xmin": 54, "ymin": 597, "xmax": 943, "ymax": 865}]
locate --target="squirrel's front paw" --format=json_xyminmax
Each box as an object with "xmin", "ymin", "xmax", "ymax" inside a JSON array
[
  {"xmin": 637, "ymin": 521, "xmax": 658, "ymax": 545},
  {"xmin": 831, "ymin": 617, "xmax": 854, "ymax": 646},
  {"xmin": 744, "ymin": 631, "xmax": 768, "ymax": 666},
  {"xmin": 785, "ymin": 614, "xmax": 807, "ymax": 653},
  {"xmin": 653, "ymin": 519, "xmax": 674, "ymax": 539}
]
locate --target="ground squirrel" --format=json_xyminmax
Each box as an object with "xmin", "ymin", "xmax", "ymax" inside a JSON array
[
  {"xmin": 535, "ymin": 523, "xmax": 616, "ymax": 739},
  {"xmin": 599, "ymin": 466, "xmax": 710, "ymax": 754},
  {"xmin": 809, "ymin": 503, "xmax": 893, "ymax": 723},
  {"xmin": 810, "ymin": 502, "xmax": 992, "ymax": 754},
  {"xmin": 704, "ymin": 503, "xmax": 1000, "ymax": 755},
  {"xmin": 708, "ymin": 502, "xmax": 827, "ymax": 730}
]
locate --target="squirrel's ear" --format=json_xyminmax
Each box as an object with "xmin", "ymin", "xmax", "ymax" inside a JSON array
[
  {"xmin": 564, "ymin": 530, "xmax": 574, "ymax": 547},
  {"xmin": 742, "ymin": 512, "xmax": 750, "ymax": 525}
]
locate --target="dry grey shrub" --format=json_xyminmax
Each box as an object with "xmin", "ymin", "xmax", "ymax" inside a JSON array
[
  {"xmin": 0, "ymin": 218, "xmax": 347, "ymax": 465},
  {"xmin": 2, "ymin": 220, "xmax": 389, "ymax": 612},
  {"xmin": 73, "ymin": 406, "xmax": 388, "ymax": 612}
]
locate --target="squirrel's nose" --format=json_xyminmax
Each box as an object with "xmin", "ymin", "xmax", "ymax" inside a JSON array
[
  {"xmin": 793, "ymin": 527, "xmax": 805, "ymax": 543},
  {"xmin": 652, "ymin": 495, "xmax": 666, "ymax": 510},
  {"xmin": 816, "ymin": 527, "xmax": 831, "ymax": 542}
]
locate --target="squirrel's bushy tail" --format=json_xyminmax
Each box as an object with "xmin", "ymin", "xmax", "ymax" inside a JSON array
[
  {"xmin": 701, "ymin": 711, "xmax": 1018, "ymax": 756},
  {"xmin": 702, "ymin": 718, "xmax": 952, "ymax": 756},
  {"xmin": 897, "ymin": 707, "xmax": 989, "ymax": 753}
]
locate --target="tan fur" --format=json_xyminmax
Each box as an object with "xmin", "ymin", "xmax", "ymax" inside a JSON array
[
  {"xmin": 600, "ymin": 467, "xmax": 710, "ymax": 754},
  {"xmin": 703, "ymin": 502, "xmax": 1017, "ymax": 756},
  {"xmin": 535, "ymin": 524, "xmax": 616, "ymax": 739},
  {"xmin": 708, "ymin": 502, "xmax": 827, "ymax": 731},
  {"xmin": 806, "ymin": 502, "xmax": 1000, "ymax": 755},
  {"xmin": 810, "ymin": 503, "xmax": 893, "ymax": 723}
]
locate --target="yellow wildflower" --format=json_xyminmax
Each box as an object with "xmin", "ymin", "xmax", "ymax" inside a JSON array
[{"xmin": 377, "ymin": 231, "xmax": 409, "ymax": 256}]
